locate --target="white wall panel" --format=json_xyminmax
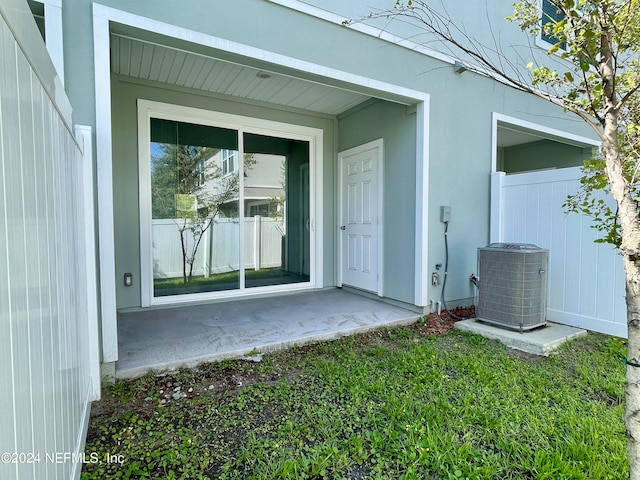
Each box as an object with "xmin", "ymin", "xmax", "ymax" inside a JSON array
[
  {"xmin": 496, "ymin": 167, "xmax": 626, "ymax": 337},
  {"xmin": 0, "ymin": 3, "xmax": 97, "ymax": 479}
]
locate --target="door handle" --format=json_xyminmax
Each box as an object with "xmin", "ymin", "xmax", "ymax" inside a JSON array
[{"xmin": 340, "ymin": 225, "xmax": 346, "ymax": 230}]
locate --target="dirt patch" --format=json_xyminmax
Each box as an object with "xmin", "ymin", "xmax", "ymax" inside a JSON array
[
  {"xmin": 90, "ymin": 361, "xmax": 287, "ymax": 420},
  {"xmin": 415, "ymin": 305, "xmax": 475, "ymax": 335}
]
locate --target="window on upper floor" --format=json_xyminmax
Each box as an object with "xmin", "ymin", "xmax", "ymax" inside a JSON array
[
  {"xmin": 196, "ymin": 159, "xmax": 206, "ymax": 186},
  {"xmin": 540, "ymin": 0, "xmax": 567, "ymax": 50},
  {"xmin": 221, "ymin": 149, "xmax": 236, "ymax": 176}
]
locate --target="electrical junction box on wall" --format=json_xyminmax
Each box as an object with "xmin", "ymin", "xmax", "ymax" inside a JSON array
[
  {"xmin": 477, "ymin": 243, "xmax": 548, "ymax": 332},
  {"xmin": 440, "ymin": 206, "xmax": 451, "ymax": 223}
]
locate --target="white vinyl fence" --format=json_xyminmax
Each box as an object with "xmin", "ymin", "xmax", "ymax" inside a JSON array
[
  {"xmin": 491, "ymin": 168, "xmax": 626, "ymax": 337},
  {"xmin": 153, "ymin": 216, "xmax": 284, "ymax": 278},
  {"xmin": 0, "ymin": 2, "xmax": 99, "ymax": 480}
]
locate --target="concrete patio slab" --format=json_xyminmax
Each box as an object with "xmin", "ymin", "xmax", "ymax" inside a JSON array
[
  {"xmin": 454, "ymin": 319, "xmax": 587, "ymax": 356},
  {"xmin": 116, "ymin": 289, "xmax": 420, "ymax": 379}
]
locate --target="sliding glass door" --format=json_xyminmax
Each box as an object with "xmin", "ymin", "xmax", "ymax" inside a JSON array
[
  {"xmin": 150, "ymin": 118, "xmax": 240, "ymax": 296},
  {"xmin": 243, "ymin": 133, "xmax": 310, "ymax": 289},
  {"xmin": 140, "ymin": 103, "xmax": 314, "ymax": 303}
]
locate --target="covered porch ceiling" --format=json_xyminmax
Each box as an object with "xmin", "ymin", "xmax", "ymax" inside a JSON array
[{"xmin": 109, "ymin": 24, "xmax": 418, "ymax": 116}]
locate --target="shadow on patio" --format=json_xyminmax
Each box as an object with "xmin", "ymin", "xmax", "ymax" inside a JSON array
[{"xmin": 116, "ymin": 288, "xmax": 421, "ymax": 379}]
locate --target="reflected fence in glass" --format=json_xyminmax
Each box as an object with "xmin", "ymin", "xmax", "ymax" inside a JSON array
[{"xmin": 148, "ymin": 121, "xmax": 310, "ymax": 297}]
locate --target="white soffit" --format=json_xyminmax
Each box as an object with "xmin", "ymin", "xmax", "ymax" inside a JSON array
[
  {"xmin": 110, "ymin": 33, "xmax": 375, "ymax": 115},
  {"xmin": 498, "ymin": 123, "xmax": 597, "ymax": 149}
]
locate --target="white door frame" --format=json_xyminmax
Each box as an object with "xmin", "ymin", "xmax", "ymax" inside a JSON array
[{"xmin": 338, "ymin": 139, "xmax": 384, "ymax": 297}]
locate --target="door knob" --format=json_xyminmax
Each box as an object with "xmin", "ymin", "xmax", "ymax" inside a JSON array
[{"xmin": 340, "ymin": 225, "xmax": 346, "ymax": 230}]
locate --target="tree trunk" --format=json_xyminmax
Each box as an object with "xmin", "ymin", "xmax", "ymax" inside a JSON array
[
  {"xmin": 617, "ymin": 159, "xmax": 640, "ymax": 479},
  {"xmin": 186, "ymin": 218, "xmax": 212, "ymax": 284},
  {"xmin": 604, "ymin": 132, "xmax": 640, "ymax": 479},
  {"xmin": 188, "ymin": 257, "xmax": 195, "ymax": 283},
  {"xmin": 603, "ymin": 103, "xmax": 640, "ymax": 480},
  {"xmin": 179, "ymin": 227, "xmax": 188, "ymax": 284},
  {"xmin": 601, "ymin": 83, "xmax": 640, "ymax": 480},
  {"xmin": 594, "ymin": 14, "xmax": 640, "ymax": 477},
  {"xmin": 626, "ymin": 253, "xmax": 640, "ymax": 479}
]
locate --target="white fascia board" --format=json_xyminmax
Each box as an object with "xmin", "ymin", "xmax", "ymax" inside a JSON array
[{"xmin": 266, "ymin": 0, "xmax": 455, "ymax": 66}]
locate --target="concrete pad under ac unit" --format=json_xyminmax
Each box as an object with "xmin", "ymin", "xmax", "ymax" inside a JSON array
[{"xmin": 454, "ymin": 319, "xmax": 587, "ymax": 356}]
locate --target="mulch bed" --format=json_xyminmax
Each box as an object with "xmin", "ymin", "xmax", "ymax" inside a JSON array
[{"xmin": 415, "ymin": 305, "xmax": 475, "ymax": 336}]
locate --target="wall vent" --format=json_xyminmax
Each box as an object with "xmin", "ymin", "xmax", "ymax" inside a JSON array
[{"xmin": 477, "ymin": 243, "xmax": 548, "ymax": 332}]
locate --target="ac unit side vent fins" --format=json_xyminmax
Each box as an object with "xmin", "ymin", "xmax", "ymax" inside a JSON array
[{"xmin": 476, "ymin": 243, "xmax": 548, "ymax": 332}]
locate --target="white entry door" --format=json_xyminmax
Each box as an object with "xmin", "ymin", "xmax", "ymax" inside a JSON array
[{"xmin": 339, "ymin": 139, "xmax": 383, "ymax": 294}]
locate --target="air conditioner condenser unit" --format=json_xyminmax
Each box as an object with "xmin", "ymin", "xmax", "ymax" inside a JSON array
[{"xmin": 477, "ymin": 243, "xmax": 548, "ymax": 332}]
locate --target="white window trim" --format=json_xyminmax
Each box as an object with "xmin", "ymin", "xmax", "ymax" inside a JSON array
[{"xmin": 138, "ymin": 99, "xmax": 324, "ymax": 307}]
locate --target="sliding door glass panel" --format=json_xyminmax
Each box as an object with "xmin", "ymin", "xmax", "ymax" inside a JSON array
[
  {"xmin": 243, "ymin": 133, "xmax": 310, "ymax": 288},
  {"xmin": 150, "ymin": 118, "xmax": 240, "ymax": 296}
]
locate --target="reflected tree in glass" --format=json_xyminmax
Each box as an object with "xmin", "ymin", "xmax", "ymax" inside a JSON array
[{"xmin": 151, "ymin": 142, "xmax": 238, "ymax": 284}]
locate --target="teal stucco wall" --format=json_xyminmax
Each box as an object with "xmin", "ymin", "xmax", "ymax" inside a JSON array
[{"xmin": 501, "ymin": 140, "xmax": 592, "ymax": 174}]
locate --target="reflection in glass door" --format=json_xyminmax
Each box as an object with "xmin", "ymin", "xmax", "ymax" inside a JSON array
[
  {"xmin": 147, "ymin": 117, "xmax": 311, "ymax": 299},
  {"xmin": 150, "ymin": 118, "xmax": 240, "ymax": 296}
]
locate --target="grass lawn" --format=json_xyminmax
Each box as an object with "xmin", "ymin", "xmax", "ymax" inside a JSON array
[{"xmin": 82, "ymin": 318, "xmax": 628, "ymax": 479}]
